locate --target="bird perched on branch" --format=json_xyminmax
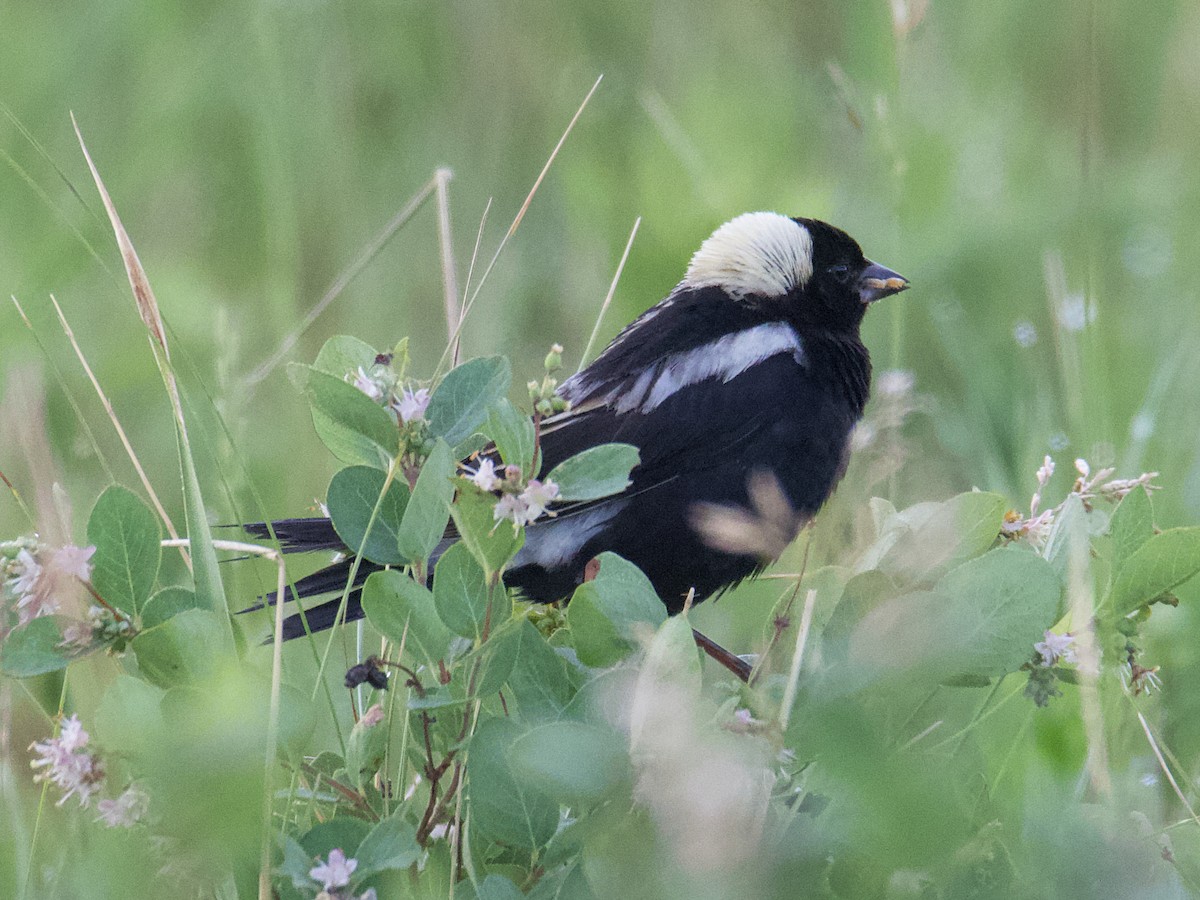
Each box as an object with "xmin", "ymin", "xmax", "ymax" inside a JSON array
[{"xmin": 243, "ymin": 212, "xmax": 908, "ymax": 671}]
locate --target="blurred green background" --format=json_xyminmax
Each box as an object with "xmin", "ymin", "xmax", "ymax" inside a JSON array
[
  {"xmin": 5, "ymin": 0, "xmax": 1199, "ymax": 628},
  {"xmin": 3, "ymin": 0, "xmax": 1200, "ymax": 891}
]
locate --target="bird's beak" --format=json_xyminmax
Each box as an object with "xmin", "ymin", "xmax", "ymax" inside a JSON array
[{"xmin": 858, "ymin": 261, "xmax": 909, "ymax": 304}]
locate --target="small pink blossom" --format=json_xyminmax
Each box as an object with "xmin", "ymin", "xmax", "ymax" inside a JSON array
[
  {"xmin": 1034, "ymin": 630, "xmax": 1076, "ymax": 667},
  {"xmin": 96, "ymin": 785, "xmax": 149, "ymax": 827},
  {"xmin": 29, "ymin": 715, "xmax": 106, "ymax": 808},
  {"xmin": 9, "ymin": 547, "xmax": 42, "ymax": 598},
  {"xmin": 348, "ymin": 367, "xmax": 386, "ymax": 402},
  {"xmin": 493, "ymin": 493, "xmax": 530, "ymax": 527},
  {"xmin": 464, "ymin": 458, "xmax": 501, "ymax": 492},
  {"xmin": 396, "ymin": 388, "xmax": 430, "ymax": 424},
  {"xmin": 51, "ymin": 544, "xmax": 96, "ymax": 582},
  {"xmin": 359, "ymin": 703, "xmax": 385, "ymax": 727},
  {"xmin": 520, "ymin": 479, "xmax": 560, "ymax": 521},
  {"xmin": 310, "ymin": 848, "xmax": 357, "ymax": 891}
]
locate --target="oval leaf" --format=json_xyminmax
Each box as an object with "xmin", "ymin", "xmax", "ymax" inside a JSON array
[
  {"xmin": 1109, "ymin": 526, "xmax": 1200, "ymax": 615},
  {"xmin": 0, "ymin": 617, "xmax": 72, "ymax": 677},
  {"xmin": 449, "ymin": 487, "xmax": 525, "ymax": 576},
  {"xmin": 547, "ymin": 444, "xmax": 640, "ymax": 503},
  {"xmin": 360, "ymin": 569, "xmax": 452, "ymax": 671},
  {"xmin": 567, "ymin": 552, "xmax": 667, "ymax": 668},
  {"xmin": 289, "ymin": 364, "xmax": 398, "ymax": 469},
  {"xmin": 426, "ymin": 356, "xmax": 512, "ymax": 448},
  {"xmin": 509, "ymin": 720, "xmax": 629, "ymax": 804},
  {"xmin": 355, "ymin": 813, "xmax": 420, "ymax": 879},
  {"xmin": 467, "ymin": 716, "xmax": 558, "ymax": 850},
  {"xmin": 140, "ymin": 587, "xmax": 201, "ymax": 629},
  {"xmin": 326, "ymin": 466, "xmax": 409, "ymax": 565},
  {"xmin": 1109, "ymin": 486, "xmax": 1154, "ymax": 571},
  {"xmin": 433, "ymin": 542, "xmax": 493, "ymax": 640},
  {"xmin": 132, "ymin": 608, "xmax": 226, "ymax": 688},
  {"xmin": 487, "ymin": 399, "xmax": 537, "ymax": 476},
  {"xmin": 88, "ymin": 483, "xmax": 162, "ymax": 616},
  {"xmin": 397, "ymin": 440, "xmax": 455, "ymax": 565},
  {"xmin": 313, "ymin": 334, "xmax": 380, "ymax": 377}
]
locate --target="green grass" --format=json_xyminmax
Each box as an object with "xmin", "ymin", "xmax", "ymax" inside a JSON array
[{"xmin": 4, "ymin": 1, "xmax": 1200, "ymax": 897}]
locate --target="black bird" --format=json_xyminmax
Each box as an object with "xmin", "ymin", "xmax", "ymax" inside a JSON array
[{"xmin": 244, "ymin": 212, "xmax": 908, "ymax": 662}]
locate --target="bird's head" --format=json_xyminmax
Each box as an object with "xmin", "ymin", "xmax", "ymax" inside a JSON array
[{"xmin": 683, "ymin": 211, "xmax": 908, "ymax": 332}]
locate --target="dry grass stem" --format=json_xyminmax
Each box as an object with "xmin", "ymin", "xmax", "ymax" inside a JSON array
[
  {"xmin": 1137, "ymin": 711, "xmax": 1200, "ymax": 827},
  {"xmin": 434, "ymin": 168, "xmax": 462, "ymax": 365},
  {"xmin": 579, "ymin": 216, "xmax": 641, "ymax": 372},
  {"xmin": 778, "ymin": 589, "xmax": 817, "ymax": 734},
  {"xmin": 71, "ymin": 114, "xmax": 168, "ymax": 356},
  {"xmin": 47, "ymin": 294, "xmax": 185, "ymax": 556},
  {"xmin": 435, "ymin": 75, "xmax": 603, "ymax": 379},
  {"xmin": 245, "ymin": 174, "xmax": 440, "ymax": 386}
]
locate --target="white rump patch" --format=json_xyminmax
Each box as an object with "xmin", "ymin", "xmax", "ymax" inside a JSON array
[
  {"xmin": 684, "ymin": 212, "xmax": 814, "ymax": 299},
  {"xmin": 514, "ymin": 501, "xmax": 627, "ymax": 568},
  {"xmin": 612, "ymin": 322, "xmax": 804, "ymax": 413}
]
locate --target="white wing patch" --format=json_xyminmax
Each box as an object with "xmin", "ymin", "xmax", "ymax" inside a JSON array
[
  {"xmin": 684, "ymin": 212, "xmax": 814, "ymax": 299},
  {"xmin": 610, "ymin": 322, "xmax": 804, "ymax": 413},
  {"xmin": 513, "ymin": 501, "xmax": 627, "ymax": 568}
]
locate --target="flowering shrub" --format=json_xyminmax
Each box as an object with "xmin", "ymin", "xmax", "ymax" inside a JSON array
[{"xmin": 3, "ymin": 335, "xmax": 1200, "ymax": 900}]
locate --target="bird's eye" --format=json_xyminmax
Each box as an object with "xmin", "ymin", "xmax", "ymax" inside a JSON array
[{"xmin": 828, "ymin": 264, "xmax": 852, "ymax": 282}]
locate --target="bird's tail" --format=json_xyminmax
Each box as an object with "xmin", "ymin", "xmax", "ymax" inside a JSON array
[{"xmin": 235, "ymin": 517, "xmax": 382, "ymax": 641}]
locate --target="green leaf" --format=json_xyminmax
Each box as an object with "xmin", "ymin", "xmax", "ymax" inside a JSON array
[
  {"xmin": 300, "ymin": 817, "xmax": 372, "ymax": 861},
  {"xmin": 87, "ymin": 484, "xmax": 162, "ymax": 617},
  {"xmin": 567, "ymin": 553, "xmax": 667, "ymax": 667},
  {"xmin": 289, "ymin": 363, "xmax": 398, "ymax": 469},
  {"xmin": 326, "ymin": 466, "xmax": 409, "ymax": 565},
  {"xmin": 487, "ymin": 398, "xmax": 537, "ymax": 476},
  {"xmin": 1110, "ymin": 486, "xmax": 1155, "ymax": 571},
  {"xmin": 0, "ymin": 617, "xmax": 72, "ymax": 677},
  {"xmin": 822, "ymin": 570, "xmax": 897, "ymax": 666},
  {"xmin": 360, "ymin": 569, "xmax": 453, "ymax": 671},
  {"xmin": 345, "ymin": 710, "xmax": 389, "ymax": 793},
  {"xmin": 450, "ymin": 485, "xmax": 525, "ymax": 576},
  {"xmin": 426, "ymin": 356, "xmax": 512, "ymax": 448},
  {"xmin": 433, "ymin": 542, "xmax": 495, "ymax": 640},
  {"xmin": 94, "ymin": 674, "xmax": 166, "ymax": 758},
  {"xmin": 467, "ymin": 716, "xmax": 558, "ymax": 851},
  {"xmin": 506, "ymin": 620, "xmax": 574, "ymax": 720},
  {"xmin": 458, "ymin": 875, "xmax": 525, "ymax": 900},
  {"xmin": 354, "ymin": 813, "xmax": 420, "ymax": 879},
  {"xmin": 397, "ymin": 439, "xmax": 455, "ymax": 565},
  {"xmin": 547, "ymin": 444, "xmax": 640, "ymax": 502},
  {"xmin": 860, "ymin": 491, "xmax": 1007, "ymax": 585},
  {"xmin": 312, "ymin": 334, "xmax": 380, "ymax": 377},
  {"xmin": 509, "ymin": 721, "xmax": 629, "ymax": 803},
  {"xmin": 847, "ymin": 547, "xmax": 1061, "ymax": 683},
  {"xmin": 1109, "ymin": 527, "xmax": 1200, "ymax": 615},
  {"xmin": 140, "ymin": 586, "xmax": 201, "ymax": 629},
  {"xmin": 132, "ymin": 608, "xmax": 227, "ymax": 687},
  {"xmin": 474, "ymin": 617, "xmax": 522, "ymax": 695},
  {"xmin": 936, "ymin": 548, "xmax": 1062, "ymax": 676},
  {"xmin": 1042, "ymin": 493, "xmax": 1089, "ymax": 583},
  {"xmin": 276, "ymin": 834, "xmax": 315, "ymax": 891}
]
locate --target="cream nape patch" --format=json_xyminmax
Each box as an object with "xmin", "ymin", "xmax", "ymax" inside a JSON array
[{"xmin": 683, "ymin": 212, "xmax": 814, "ymax": 300}]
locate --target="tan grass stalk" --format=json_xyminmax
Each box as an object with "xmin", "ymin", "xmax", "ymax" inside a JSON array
[
  {"xmin": 1137, "ymin": 711, "xmax": 1200, "ymax": 827},
  {"xmin": 435, "ymin": 75, "xmax": 604, "ymax": 379},
  {"xmin": 578, "ymin": 216, "xmax": 641, "ymax": 372},
  {"xmin": 46, "ymin": 294, "xmax": 184, "ymax": 553},
  {"xmin": 434, "ymin": 168, "xmax": 462, "ymax": 365},
  {"xmin": 245, "ymin": 174, "xmax": 440, "ymax": 387}
]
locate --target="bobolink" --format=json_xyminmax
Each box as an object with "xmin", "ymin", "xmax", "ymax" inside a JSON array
[{"xmin": 245, "ymin": 212, "xmax": 908, "ymax": 652}]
